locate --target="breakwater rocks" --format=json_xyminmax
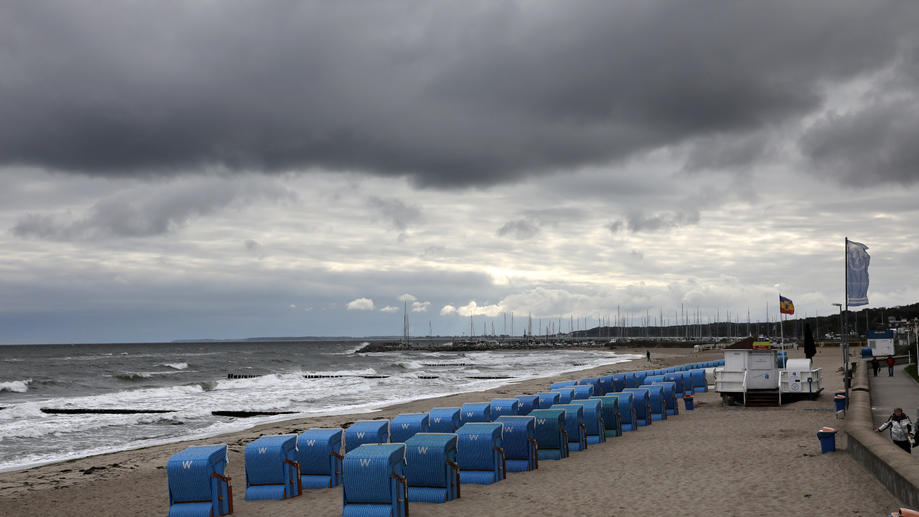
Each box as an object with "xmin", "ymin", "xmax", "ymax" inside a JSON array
[{"xmin": 355, "ymin": 339, "xmax": 614, "ymax": 353}]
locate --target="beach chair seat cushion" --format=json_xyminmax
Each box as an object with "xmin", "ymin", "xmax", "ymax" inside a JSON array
[{"xmin": 168, "ymin": 502, "xmax": 215, "ymax": 517}]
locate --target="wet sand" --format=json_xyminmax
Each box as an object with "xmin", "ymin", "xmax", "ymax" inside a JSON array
[{"xmin": 0, "ymin": 347, "xmax": 903, "ymax": 516}]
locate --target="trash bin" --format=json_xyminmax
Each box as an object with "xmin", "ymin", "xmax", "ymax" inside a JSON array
[
  {"xmin": 683, "ymin": 394, "xmax": 694, "ymax": 411},
  {"xmin": 834, "ymin": 395, "xmax": 846, "ymax": 413},
  {"xmin": 817, "ymin": 427, "xmax": 837, "ymax": 453}
]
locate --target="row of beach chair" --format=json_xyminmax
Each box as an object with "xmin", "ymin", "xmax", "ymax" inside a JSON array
[{"xmin": 166, "ymin": 360, "xmax": 722, "ymax": 516}]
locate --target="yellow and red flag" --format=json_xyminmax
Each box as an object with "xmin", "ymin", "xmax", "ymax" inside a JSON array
[{"xmin": 779, "ymin": 295, "xmax": 795, "ymax": 315}]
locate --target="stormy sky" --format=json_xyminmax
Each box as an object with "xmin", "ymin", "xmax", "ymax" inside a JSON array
[{"xmin": 1, "ymin": 1, "xmax": 918, "ymax": 343}]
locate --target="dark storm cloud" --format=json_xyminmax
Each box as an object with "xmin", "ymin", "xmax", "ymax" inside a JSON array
[
  {"xmin": 800, "ymin": 97, "xmax": 919, "ymax": 185},
  {"xmin": 0, "ymin": 1, "xmax": 916, "ymax": 186}
]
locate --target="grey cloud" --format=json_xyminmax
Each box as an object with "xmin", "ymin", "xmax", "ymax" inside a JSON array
[
  {"xmin": 0, "ymin": 1, "xmax": 915, "ymax": 186},
  {"xmin": 11, "ymin": 177, "xmax": 295, "ymax": 240},
  {"xmin": 497, "ymin": 219, "xmax": 540, "ymax": 240},
  {"xmin": 800, "ymin": 97, "xmax": 919, "ymax": 185},
  {"xmin": 368, "ymin": 197, "xmax": 421, "ymax": 231},
  {"xmin": 608, "ymin": 210, "xmax": 701, "ymax": 233}
]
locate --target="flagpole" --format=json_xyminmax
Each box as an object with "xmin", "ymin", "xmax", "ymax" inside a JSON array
[
  {"xmin": 844, "ymin": 237, "xmax": 850, "ymax": 394},
  {"xmin": 779, "ymin": 293, "xmax": 785, "ymax": 346}
]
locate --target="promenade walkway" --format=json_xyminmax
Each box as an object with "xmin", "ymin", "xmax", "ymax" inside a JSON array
[{"xmin": 868, "ymin": 363, "xmax": 919, "ymax": 454}]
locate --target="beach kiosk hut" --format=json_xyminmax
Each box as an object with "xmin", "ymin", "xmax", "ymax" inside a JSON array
[
  {"xmin": 295, "ymin": 429, "xmax": 344, "ymax": 489},
  {"xmin": 515, "ymin": 395, "xmax": 539, "ymax": 415},
  {"xmin": 167, "ymin": 445, "xmax": 233, "ymax": 517},
  {"xmin": 552, "ymin": 404, "xmax": 587, "ymax": 452},
  {"xmin": 569, "ymin": 399, "xmax": 605, "ymax": 445},
  {"xmin": 390, "ymin": 413, "xmax": 430, "ymax": 444},
  {"xmin": 460, "ymin": 402, "xmax": 492, "ymax": 423},
  {"xmin": 490, "ymin": 398, "xmax": 520, "ymax": 418},
  {"xmin": 590, "ymin": 395, "xmax": 622, "ymax": 437},
  {"xmin": 495, "ymin": 415, "xmax": 538, "ymax": 472},
  {"xmin": 345, "ymin": 420, "xmax": 389, "ymax": 453},
  {"xmin": 537, "ymin": 391, "xmax": 561, "ymax": 409},
  {"xmin": 530, "ymin": 408, "xmax": 568, "ymax": 460},
  {"xmin": 404, "ymin": 433, "xmax": 460, "ymax": 504},
  {"xmin": 456, "ymin": 423, "xmax": 506, "ymax": 484},
  {"xmin": 342, "ymin": 443, "xmax": 408, "ymax": 517},
  {"xmin": 550, "ymin": 387, "xmax": 576, "ymax": 404},
  {"xmin": 428, "ymin": 408, "xmax": 460, "ymax": 433},
  {"xmin": 622, "ymin": 388, "xmax": 653, "ymax": 427},
  {"xmin": 244, "ymin": 435, "xmax": 301, "ymax": 501}
]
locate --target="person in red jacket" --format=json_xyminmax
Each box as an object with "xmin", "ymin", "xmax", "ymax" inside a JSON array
[{"xmin": 887, "ymin": 355, "xmax": 895, "ymax": 376}]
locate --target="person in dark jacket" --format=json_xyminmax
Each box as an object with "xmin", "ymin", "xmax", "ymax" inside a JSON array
[
  {"xmin": 803, "ymin": 323, "xmax": 816, "ymax": 359},
  {"xmin": 887, "ymin": 355, "xmax": 895, "ymax": 376},
  {"xmin": 870, "ymin": 356, "xmax": 880, "ymax": 377},
  {"xmin": 876, "ymin": 408, "xmax": 914, "ymax": 453}
]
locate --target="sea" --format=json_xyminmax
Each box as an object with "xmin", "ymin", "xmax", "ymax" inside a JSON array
[{"xmin": 0, "ymin": 340, "xmax": 639, "ymax": 472}]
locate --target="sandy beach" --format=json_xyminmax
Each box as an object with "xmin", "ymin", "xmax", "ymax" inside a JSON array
[{"xmin": 0, "ymin": 347, "xmax": 903, "ymax": 516}]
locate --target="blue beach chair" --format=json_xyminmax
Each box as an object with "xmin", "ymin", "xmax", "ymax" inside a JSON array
[
  {"xmin": 244, "ymin": 435, "xmax": 301, "ymax": 501},
  {"xmin": 570, "ymin": 399, "xmax": 605, "ymax": 445},
  {"xmin": 597, "ymin": 375, "xmax": 613, "ymax": 396},
  {"xmin": 428, "ymin": 408, "xmax": 460, "ymax": 433},
  {"xmin": 622, "ymin": 388, "xmax": 652, "ymax": 427},
  {"xmin": 572, "ymin": 385, "xmax": 594, "ymax": 400},
  {"xmin": 404, "ymin": 433, "xmax": 460, "ymax": 504},
  {"xmin": 663, "ymin": 373, "xmax": 685, "ymax": 396},
  {"xmin": 530, "ymin": 409, "xmax": 568, "ymax": 460},
  {"xmin": 611, "ymin": 373, "xmax": 626, "ymax": 392},
  {"xmin": 490, "ymin": 398, "xmax": 519, "ymax": 418},
  {"xmin": 515, "ymin": 395, "xmax": 539, "ymax": 415},
  {"xmin": 639, "ymin": 384, "xmax": 667, "ymax": 421},
  {"xmin": 295, "ymin": 428, "xmax": 344, "ymax": 489},
  {"xmin": 390, "ymin": 413, "xmax": 429, "ymax": 443},
  {"xmin": 456, "ymin": 423, "xmax": 506, "ymax": 484},
  {"xmin": 624, "ymin": 372, "xmax": 638, "ymax": 388},
  {"xmin": 342, "ymin": 443, "xmax": 408, "ymax": 517},
  {"xmin": 537, "ymin": 391, "xmax": 561, "ymax": 409},
  {"xmin": 550, "ymin": 387, "xmax": 576, "ymax": 404},
  {"xmin": 579, "ymin": 377, "xmax": 602, "ymax": 396},
  {"xmin": 690, "ymin": 369, "xmax": 708, "ymax": 392},
  {"xmin": 614, "ymin": 391, "xmax": 636, "ymax": 432},
  {"xmin": 591, "ymin": 395, "xmax": 622, "ymax": 437},
  {"xmin": 460, "ymin": 402, "xmax": 492, "ymax": 424},
  {"xmin": 551, "ymin": 403, "xmax": 587, "ymax": 452},
  {"xmin": 345, "ymin": 420, "xmax": 389, "ymax": 453},
  {"xmin": 653, "ymin": 381, "xmax": 679, "ymax": 416},
  {"xmin": 550, "ymin": 380, "xmax": 578, "ymax": 390},
  {"xmin": 495, "ymin": 415, "xmax": 538, "ymax": 472},
  {"xmin": 167, "ymin": 445, "xmax": 232, "ymax": 517}
]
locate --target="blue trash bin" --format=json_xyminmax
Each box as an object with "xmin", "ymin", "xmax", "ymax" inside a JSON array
[
  {"xmin": 683, "ymin": 394, "xmax": 694, "ymax": 411},
  {"xmin": 834, "ymin": 395, "xmax": 846, "ymax": 413},
  {"xmin": 817, "ymin": 427, "xmax": 837, "ymax": 453}
]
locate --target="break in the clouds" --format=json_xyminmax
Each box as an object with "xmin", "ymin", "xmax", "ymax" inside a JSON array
[{"xmin": 2, "ymin": 1, "xmax": 918, "ymax": 186}]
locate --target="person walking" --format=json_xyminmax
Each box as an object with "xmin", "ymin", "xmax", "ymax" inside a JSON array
[
  {"xmin": 870, "ymin": 356, "xmax": 880, "ymax": 377},
  {"xmin": 646, "ymin": 350, "xmax": 651, "ymax": 362},
  {"xmin": 886, "ymin": 355, "xmax": 895, "ymax": 376},
  {"xmin": 875, "ymin": 407, "xmax": 914, "ymax": 453}
]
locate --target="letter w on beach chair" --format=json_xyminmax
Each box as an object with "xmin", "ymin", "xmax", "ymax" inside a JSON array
[
  {"xmin": 530, "ymin": 409, "xmax": 568, "ymax": 460},
  {"xmin": 295, "ymin": 429, "xmax": 344, "ymax": 489},
  {"xmin": 428, "ymin": 407, "xmax": 460, "ymax": 433},
  {"xmin": 342, "ymin": 444, "xmax": 408, "ymax": 517},
  {"xmin": 591, "ymin": 395, "xmax": 622, "ymax": 437},
  {"xmin": 496, "ymin": 416, "xmax": 538, "ymax": 472},
  {"xmin": 345, "ymin": 420, "xmax": 389, "ymax": 453},
  {"xmin": 570, "ymin": 399, "xmax": 605, "ymax": 445},
  {"xmin": 490, "ymin": 398, "xmax": 519, "ymax": 418},
  {"xmin": 460, "ymin": 402, "xmax": 492, "ymax": 424},
  {"xmin": 244, "ymin": 435, "xmax": 301, "ymax": 501},
  {"xmin": 515, "ymin": 395, "xmax": 539, "ymax": 415},
  {"xmin": 167, "ymin": 445, "xmax": 232, "ymax": 517},
  {"xmin": 404, "ymin": 433, "xmax": 460, "ymax": 503},
  {"xmin": 456, "ymin": 423, "xmax": 506, "ymax": 484},
  {"xmin": 552, "ymin": 404, "xmax": 587, "ymax": 452},
  {"xmin": 390, "ymin": 413, "xmax": 430, "ymax": 443}
]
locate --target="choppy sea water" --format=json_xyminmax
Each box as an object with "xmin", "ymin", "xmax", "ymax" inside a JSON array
[{"xmin": 0, "ymin": 341, "xmax": 638, "ymax": 472}]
